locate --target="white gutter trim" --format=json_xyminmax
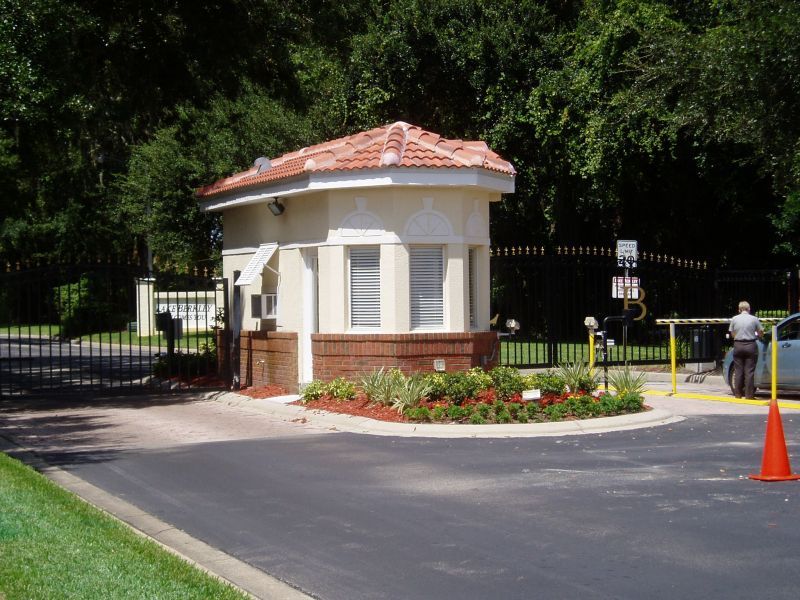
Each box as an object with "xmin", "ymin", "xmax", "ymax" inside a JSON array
[{"xmin": 200, "ymin": 168, "xmax": 514, "ymax": 212}]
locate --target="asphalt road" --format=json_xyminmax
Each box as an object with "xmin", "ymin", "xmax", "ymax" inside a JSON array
[
  {"xmin": 10, "ymin": 401, "xmax": 800, "ymax": 600},
  {"xmin": 0, "ymin": 336, "xmax": 164, "ymax": 394}
]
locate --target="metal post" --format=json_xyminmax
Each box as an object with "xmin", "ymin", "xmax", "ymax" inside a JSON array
[
  {"xmin": 772, "ymin": 325, "xmax": 778, "ymax": 401},
  {"xmin": 669, "ymin": 323, "xmax": 677, "ymax": 395},
  {"xmin": 588, "ymin": 331, "xmax": 595, "ymax": 374}
]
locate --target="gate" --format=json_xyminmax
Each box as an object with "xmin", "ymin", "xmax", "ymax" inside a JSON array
[
  {"xmin": 491, "ymin": 245, "xmax": 798, "ymax": 368},
  {"xmin": 0, "ymin": 262, "xmax": 230, "ymax": 397}
]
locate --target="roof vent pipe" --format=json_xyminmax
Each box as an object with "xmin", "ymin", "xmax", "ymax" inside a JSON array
[{"xmin": 254, "ymin": 157, "xmax": 272, "ymax": 174}]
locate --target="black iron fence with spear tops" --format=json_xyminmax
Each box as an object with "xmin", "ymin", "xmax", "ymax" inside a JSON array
[
  {"xmin": 490, "ymin": 244, "xmax": 799, "ymax": 369},
  {"xmin": 0, "ymin": 258, "xmax": 231, "ymax": 397}
]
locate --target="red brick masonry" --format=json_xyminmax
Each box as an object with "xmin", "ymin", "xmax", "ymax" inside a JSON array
[
  {"xmin": 311, "ymin": 331, "xmax": 498, "ymax": 381},
  {"xmin": 239, "ymin": 330, "xmax": 299, "ymax": 393}
]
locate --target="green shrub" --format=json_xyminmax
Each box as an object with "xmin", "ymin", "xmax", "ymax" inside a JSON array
[
  {"xmin": 425, "ymin": 368, "xmax": 492, "ymax": 404},
  {"xmin": 618, "ymin": 392, "xmax": 644, "ymax": 412},
  {"xmin": 598, "ymin": 392, "xmax": 623, "ymax": 414},
  {"xmin": 431, "ymin": 405, "xmax": 447, "ymax": 421},
  {"xmin": 556, "ymin": 362, "xmax": 598, "ymax": 393},
  {"xmin": 469, "ymin": 412, "xmax": 487, "ymax": 424},
  {"xmin": 53, "ymin": 274, "xmax": 128, "ymax": 338},
  {"xmin": 563, "ymin": 395, "xmax": 600, "ymax": 419},
  {"xmin": 301, "ymin": 380, "xmax": 327, "ymax": 402},
  {"xmin": 392, "ymin": 374, "xmax": 432, "ymax": 414},
  {"xmin": 489, "ymin": 366, "xmax": 525, "ymax": 400},
  {"xmin": 447, "ymin": 404, "xmax": 467, "ymax": 420},
  {"xmin": 607, "ymin": 367, "xmax": 647, "ymax": 396},
  {"xmin": 475, "ymin": 403, "xmax": 492, "ymax": 419},
  {"xmin": 425, "ymin": 372, "xmax": 449, "ymax": 400},
  {"xmin": 360, "ymin": 368, "xmax": 404, "ymax": 406},
  {"xmin": 406, "ymin": 406, "xmax": 431, "ymax": 421},
  {"xmin": 516, "ymin": 410, "xmax": 529, "ymax": 423},
  {"xmin": 525, "ymin": 402, "xmax": 542, "ymax": 420},
  {"xmin": 524, "ymin": 371, "xmax": 567, "ymax": 396},
  {"xmin": 544, "ymin": 403, "xmax": 570, "ymax": 421},
  {"xmin": 496, "ymin": 409, "xmax": 512, "ymax": 424},
  {"xmin": 152, "ymin": 348, "xmax": 217, "ymax": 379},
  {"xmin": 326, "ymin": 377, "xmax": 357, "ymax": 401},
  {"xmin": 506, "ymin": 402, "xmax": 522, "ymax": 419}
]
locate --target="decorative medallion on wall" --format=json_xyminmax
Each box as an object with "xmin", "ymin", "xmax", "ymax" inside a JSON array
[
  {"xmin": 465, "ymin": 199, "xmax": 488, "ymax": 239},
  {"xmin": 338, "ymin": 197, "xmax": 385, "ymax": 238},
  {"xmin": 404, "ymin": 197, "xmax": 454, "ymax": 240}
]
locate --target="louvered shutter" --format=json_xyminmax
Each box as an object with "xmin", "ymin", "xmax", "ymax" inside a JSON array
[
  {"xmin": 350, "ymin": 247, "xmax": 381, "ymax": 328},
  {"xmin": 410, "ymin": 246, "xmax": 444, "ymax": 329}
]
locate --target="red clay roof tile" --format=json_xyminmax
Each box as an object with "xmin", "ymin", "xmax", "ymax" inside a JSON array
[{"xmin": 196, "ymin": 121, "xmax": 515, "ymax": 198}]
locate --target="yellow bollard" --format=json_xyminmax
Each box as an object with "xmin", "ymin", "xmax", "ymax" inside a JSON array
[
  {"xmin": 589, "ymin": 331, "xmax": 595, "ymax": 374},
  {"xmin": 772, "ymin": 325, "xmax": 778, "ymax": 401},
  {"xmin": 669, "ymin": 323, "xmax": 677, "ymax": 395}
]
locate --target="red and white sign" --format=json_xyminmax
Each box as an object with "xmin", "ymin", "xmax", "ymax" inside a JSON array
[{"xmin": 612, "ymin": 276, "xmax": 640, "ymax": 299}]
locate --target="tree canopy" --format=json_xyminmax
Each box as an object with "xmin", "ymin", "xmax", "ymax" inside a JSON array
[{"xmin": 2, "ymin": 0, "xmax": 798, "ymax": 269}]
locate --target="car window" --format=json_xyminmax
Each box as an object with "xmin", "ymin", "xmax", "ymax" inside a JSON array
[{"xmin": 778, "ymin": 319, "xmax": 800, "ymax": 341}]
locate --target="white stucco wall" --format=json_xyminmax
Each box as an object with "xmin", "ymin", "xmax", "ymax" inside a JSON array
[{"xmin": 222, "ymin": 187, "xmax": 496, "ymax": 336}]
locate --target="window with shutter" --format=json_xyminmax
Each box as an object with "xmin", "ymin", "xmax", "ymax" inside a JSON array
[
  {"xmin": 468, "ymin": 247, "xmax": 476, "ymax": 329},
  {"xmin": 350, "ymin": 246, "xmax": 381, "ymax": 328},
  {"xmin": 410, "ymin": 246, "xmax": 444, "ymax": 329}
]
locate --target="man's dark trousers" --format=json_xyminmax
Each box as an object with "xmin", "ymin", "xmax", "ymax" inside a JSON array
[{"xmin": 733, "ymin": 340, "xmax": 758, "ymax": 398}]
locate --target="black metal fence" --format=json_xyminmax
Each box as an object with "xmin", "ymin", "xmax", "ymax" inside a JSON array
[
  {"xmin": 0, "ymin": 262, "xmax": 230, "ymax": 397},
  {"xmin": 491, "ymin": 245, "xmax": 798, "ymax": 368}
]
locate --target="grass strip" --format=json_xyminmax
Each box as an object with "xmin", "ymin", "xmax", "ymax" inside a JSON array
[{"xmin": 0, "ymin": 453, "xmax": 248, "ymax": 600}]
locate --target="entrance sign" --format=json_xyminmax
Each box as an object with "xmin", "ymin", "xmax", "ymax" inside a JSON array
[
  {"xmin": 612, "ymin": 276, "xmax": 640, "ymax": 299},
  {"xmin": 616, "ymin": 239, "xmax": 638, "ymax": 268}
]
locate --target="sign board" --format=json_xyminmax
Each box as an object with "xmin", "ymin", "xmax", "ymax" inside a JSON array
[
  {"xmin": 612, "ymin": 276, "xmax": 640, "ymax": 299},
  {"xmin": 616, "ymin": 239, "xmax": 638, "ymax": 268}
]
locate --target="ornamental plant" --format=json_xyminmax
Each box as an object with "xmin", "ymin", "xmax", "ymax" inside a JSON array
[
  {"xmin": 556, "ymin": 361, "xmax": 598, "ymax": 393},
  {"xmin": 607, "ymin": 367, "xmax": 647, "ymax": 396}
]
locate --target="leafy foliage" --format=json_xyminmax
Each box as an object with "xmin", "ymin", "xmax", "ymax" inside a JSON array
[
  {"xmin": 607, "ymin": 367, "xmax": 648, "ymax": 396},
  {"xmin": 5, "ymin": 1, "xmax": 799, "ymax": 269},
  {"xmin": 556, "ymin": 362, "xmax": 598, "ymax": 394}
]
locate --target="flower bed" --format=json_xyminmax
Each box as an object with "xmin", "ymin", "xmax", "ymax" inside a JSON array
[{"xmin": 296, "ymin": 365, "xmax": 647, "ymax": 424}]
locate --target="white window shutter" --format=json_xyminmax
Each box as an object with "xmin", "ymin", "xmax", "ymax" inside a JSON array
[
  {"xmin": 410, "ymin": 246, "xmax": 444, "ymax": 329},
  {"xmin": 350, "ymin": 247, "xmax": 381, "ymax": 328}
]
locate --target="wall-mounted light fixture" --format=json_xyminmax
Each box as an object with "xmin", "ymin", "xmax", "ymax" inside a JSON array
[{"xmin": 267, "ymin": 198, "xmax": 285, "ymax": 216}]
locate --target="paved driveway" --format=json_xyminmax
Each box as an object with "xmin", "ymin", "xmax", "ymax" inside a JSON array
[{"xmin": 2, "ymin": 392, "xmax": 800, "ymax": 599}]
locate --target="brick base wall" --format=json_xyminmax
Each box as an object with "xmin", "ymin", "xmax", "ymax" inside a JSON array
[
  {"xmin": 239, "ymin": 331, "xmax": 299, "ymax": 393},
  {"xmin": 311, "ymin": 332, "xmax": 498, "ymax": 381}
]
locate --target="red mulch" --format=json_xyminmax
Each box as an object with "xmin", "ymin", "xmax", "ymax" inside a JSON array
[
  {"xmin": 292, "ymin": 394, "xmax": 409, "ymax": 423},
  {"xmin": 238, "ymin": 384, "xmax": 290, "ymax": 399}
]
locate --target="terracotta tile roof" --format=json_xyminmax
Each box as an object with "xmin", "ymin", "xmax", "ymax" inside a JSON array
[{"xmin": 196, "ymin": 121, "xmax": 515, "ymax": 198}]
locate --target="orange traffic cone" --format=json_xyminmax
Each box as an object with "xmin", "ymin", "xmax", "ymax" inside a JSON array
[{"xmin": 749, "ymin": 399, "xmax": 800, "ymax": 482}]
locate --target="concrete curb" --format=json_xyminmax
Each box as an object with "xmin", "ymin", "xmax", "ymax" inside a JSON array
[
  {"xmin": 0, "ymin": 436, "xmax": 314, "ymax": 600},
  {"xmin": 216, "ymin": 392, "xmax": 685, "ymax": 438}
]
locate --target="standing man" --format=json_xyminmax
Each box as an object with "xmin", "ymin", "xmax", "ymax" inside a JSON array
[{"xmin": 729, "ymin": 301, "xmax": 763, "ymax": 399}]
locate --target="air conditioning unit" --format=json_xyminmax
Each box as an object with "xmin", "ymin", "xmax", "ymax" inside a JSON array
[{"xmin": 251, "ymin": 293, "xmax": 277, "ymax": 319}]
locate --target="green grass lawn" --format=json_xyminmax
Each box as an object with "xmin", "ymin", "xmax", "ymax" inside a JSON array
[
  {"xmin": 0, "ymin": 452, "xmax": 248, "ymax": 600},
  {"xmin": 500, "ymin": 340, "xmax": 671, "ymax": 366}
]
